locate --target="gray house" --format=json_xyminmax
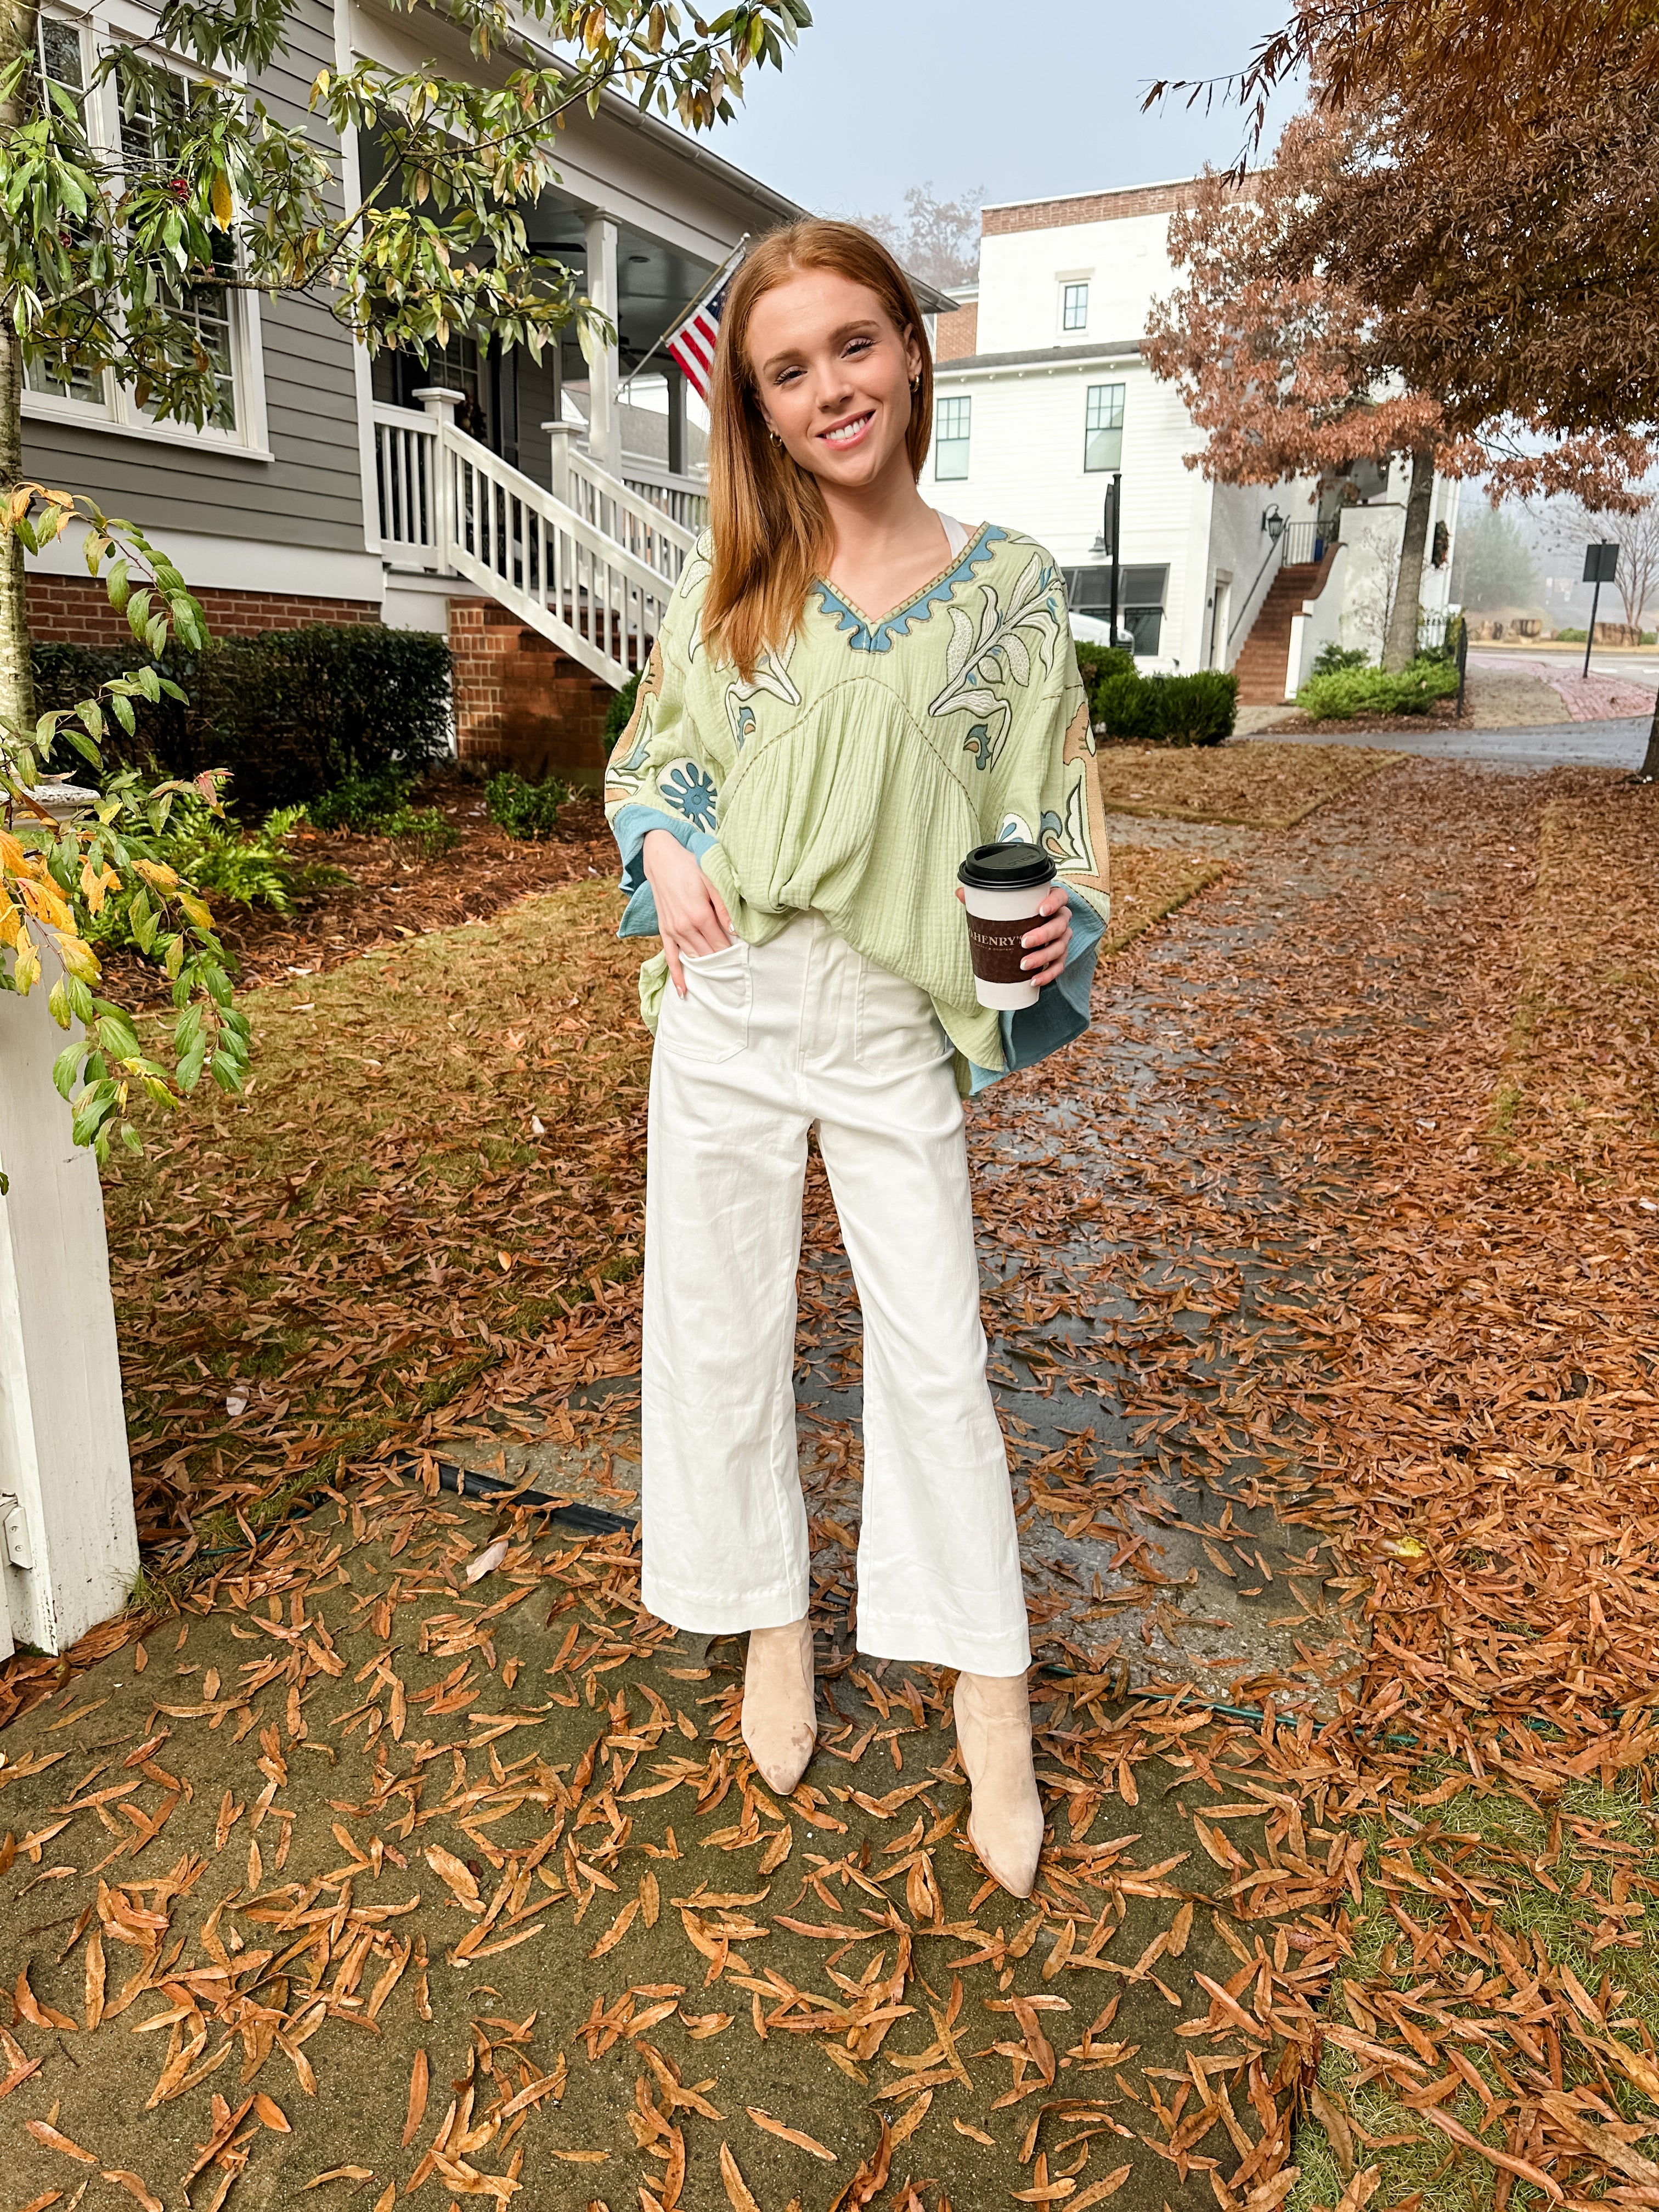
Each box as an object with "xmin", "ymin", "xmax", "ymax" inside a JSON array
[{"xmin": 22, "ymin": 0, "xmax": 806, "ymax": 782}]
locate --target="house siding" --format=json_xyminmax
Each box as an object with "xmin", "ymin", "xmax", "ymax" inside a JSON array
[
  {"xmin": 930, "ymin": 357, "xmax": 1215, "ymax": 667},
  {"xmin": 20, "ymin": 0, "xmax": 367, "ymax": 556}
]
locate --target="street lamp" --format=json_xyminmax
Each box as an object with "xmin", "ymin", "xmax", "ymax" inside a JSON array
[
  {"xmin": 1582, "ymin": 542, "xmax": 1618, "ymax": 679},
  {"xmin": 1088, "ymin": 472, "xmax": 1124, "ymax": 648}
]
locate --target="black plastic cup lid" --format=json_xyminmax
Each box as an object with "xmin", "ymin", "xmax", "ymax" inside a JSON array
[{"xmin": 958, "ymin": 839, "xmax": 1056, "ymax": 891}]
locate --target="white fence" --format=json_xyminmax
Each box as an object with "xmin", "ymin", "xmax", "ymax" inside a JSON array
[{"xmin": 371, "ymin": 402, "xmax": 702, "ymax": 688}]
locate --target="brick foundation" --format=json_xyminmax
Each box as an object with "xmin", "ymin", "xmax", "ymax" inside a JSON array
[
  {"xmin": 26, "ymin": 574, "xmax": 382, "ymax": 646},
  {"xmin": 448, "ymin": 599, "xmax": 617, "ymax": 789}
]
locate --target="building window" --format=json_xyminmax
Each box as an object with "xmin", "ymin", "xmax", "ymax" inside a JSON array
[
  {"xmin": 1062, "ymin": 564, "xmax": 1169, "ymax": 656},
  {"xmin": 1062, "ymin": 283, "xmax": 1088, "ymax": 332},
  {"xmin": 25, "ymin": 15, "xmax": 106, "ymax": 408},
  {"xmin": 934, "ymin": 394, "xmax": 970, "ymax": 481},
  {"xmin": 1084, "ymin": 383, "xmax": 1125, "ymax": 472},
  {"xmin": 117, "ymin": 56, "xmax": 240, "ymax": 433},
  {"xmin": 20, "ymin": 10, "xmax": 263, "ymax": 448}
]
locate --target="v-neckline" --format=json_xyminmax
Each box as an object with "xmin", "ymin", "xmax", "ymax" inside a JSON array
[{"xmin": 818, "ymin": 516, "xmax": 984, "ymax": 635}]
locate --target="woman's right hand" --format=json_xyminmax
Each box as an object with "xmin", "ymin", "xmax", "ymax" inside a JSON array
[{"xmin": 642, "ymin": 828, "xmax": 734, "ymax": 996}]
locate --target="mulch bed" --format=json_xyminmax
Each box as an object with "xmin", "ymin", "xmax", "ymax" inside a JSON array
[{"xmin": 100, "ymin": 778, "xmax": 619, "ymax": 1010}]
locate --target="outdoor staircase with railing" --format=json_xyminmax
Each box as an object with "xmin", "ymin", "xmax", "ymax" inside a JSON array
[
  {"xmin": 371, "ymin": 394, "xmax": 705, "ymax": 690},
  {"xmin": 1230, "ymin": 523, "xmax": 1340, "ymax": 705}
]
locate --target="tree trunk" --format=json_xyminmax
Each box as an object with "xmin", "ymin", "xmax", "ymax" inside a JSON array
[
  {"xmin": 0, "ymin": 0, "xmax": 39, "ymax": 743},
  {"xmin": 1381, "ymin": 443, "xmax": 1437, "ymax": 673},
  {"xmin": 1640, "ymin": 698, "xmax": 1659, "ymax": 781}
]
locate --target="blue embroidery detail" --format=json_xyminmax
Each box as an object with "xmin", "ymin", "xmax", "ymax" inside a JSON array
[
  {"xmin": 660, "ymin": 759, "xmax": 719, "ymax": 831},
  {"xmin": 811, "ymin": 524, "xmax": 1006, "ymax": 652}
]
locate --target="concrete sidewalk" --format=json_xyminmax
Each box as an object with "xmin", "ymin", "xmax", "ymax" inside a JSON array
[{"xmin": 1260, "ymin": 714, "xmax": 1652, "ymax": 772}]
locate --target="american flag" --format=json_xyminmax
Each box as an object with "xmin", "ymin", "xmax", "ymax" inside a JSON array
[{"xmin": 665, "ymin": 273, "xmax": 732, "ymax": 400}]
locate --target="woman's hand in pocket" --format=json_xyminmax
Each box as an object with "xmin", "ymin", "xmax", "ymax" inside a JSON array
[{"xmin": 643, "ymin": 828, "xmax": 734, "ymax": 995}]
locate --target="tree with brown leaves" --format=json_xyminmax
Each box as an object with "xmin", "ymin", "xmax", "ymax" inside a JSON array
[{"xmin": 1146, "ymin": 114, "xmax": 1652, "ymax": 670}]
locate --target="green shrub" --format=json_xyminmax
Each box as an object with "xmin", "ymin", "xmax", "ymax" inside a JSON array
[
  {"xmin": 1093, "ymin": 667, "xmax": 1238, "ymax": 746},
  {"xmin": 1073, "ymin": 640, "xmax": 1137, "ymax": 702},
  {"xmin": 484, "ymin": 770, "xmax": 570, "ymax": 839},
  {"xmin": 31, "ymin": 625, "xmax": 453, "ymax": 814},
  {"xmin": 81, "ymin": 799, "xmax": 345, "ymax": 949},
  {"xmin": 308, "ymin": 769, "xmax": 458, "ymax": 859},
  {"xmin": 1296, "ymin": 656, "xmax": 1462, "ymax": 720},
  {"xmin": 605, "ymin": 670, "xmax": 643, "ymax": 749},
  {"xmin": 1555, "ymin": 627, "xmax": 1587, "ymax": 642},
  {"xmin": 1311, "ymin": 642, "xmax": 1369, "ymax": 676},
  {"xmin": 308, "ymin": 768, "xmax": 416, "ymax": 834}
]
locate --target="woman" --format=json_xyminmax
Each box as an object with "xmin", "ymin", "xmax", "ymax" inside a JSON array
[{"xmin": 605, "ymin": 221, "xmax": 1112, "ymax": 1898}]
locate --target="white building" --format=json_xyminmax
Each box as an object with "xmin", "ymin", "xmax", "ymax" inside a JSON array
[{"xmin": 931, "ymin": 180, "xmax": 1459, "ymax": 699}]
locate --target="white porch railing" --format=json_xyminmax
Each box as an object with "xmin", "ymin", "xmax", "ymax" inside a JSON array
[
  {"xmin": 620, "ymin": 455, "xmax": 709, "ymax": 534},
  {"xmin": 370, "ymin": 400, "xmax": 699, "ymax": 687}
]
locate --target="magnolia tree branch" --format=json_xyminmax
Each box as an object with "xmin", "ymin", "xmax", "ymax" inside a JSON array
[{"xmin": 1, "ymin": 489, "xmax": 252, "ymax": 1161}]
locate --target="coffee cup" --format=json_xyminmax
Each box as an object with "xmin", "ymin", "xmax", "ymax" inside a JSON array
[{"xmin": 958, "ymin": 840, "xmax": 1057, "ymax": 1009}]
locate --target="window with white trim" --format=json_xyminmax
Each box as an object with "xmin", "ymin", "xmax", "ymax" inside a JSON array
[
  {"xmin": 934, "ymin": 394, "xmax": 970, "ymax": 481},
  {"xmin": 1084, "ymin": 382, "xmax": 1124, "ymax": 472},
  {"xmin": 1061, "ymin": 281, "xmax": 1088, "ymax": 332},
  {"xmin": 25, "ymin": 15, "xmax": 102, "ymax": 406},
  {"xmin": 21, "ymin": 8, "xmax": 263, "ymax": 449}
]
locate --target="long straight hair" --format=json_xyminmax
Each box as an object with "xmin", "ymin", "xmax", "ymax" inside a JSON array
[{"xmin": 702, "ymin": 221, "xmax": 934, "ymax": 679}]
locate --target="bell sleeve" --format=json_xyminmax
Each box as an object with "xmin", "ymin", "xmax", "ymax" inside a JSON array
[
  {"xmin": 974, "ymin": 585, "xmax": 1113, "ymax": 1084},
  {"xmin": 603, "ymin": 568, "xmax": 725, "ymax": 941}
]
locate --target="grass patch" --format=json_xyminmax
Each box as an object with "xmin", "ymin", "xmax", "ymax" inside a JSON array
[
  {"xmin": 104, "ymin": 879, "xmax": 652, "ymax": 1553},
  {"xmin": 1290, "ymin": 1772, "xmax": 1659, "ymax": 2211},
  {"xmin": 1494, "ymin": 782, "xmax": 1659, "ymax": 1180},
  {"xmin": 1094, "ymin": 740, "xmax": 1401, "ymax": 828}
]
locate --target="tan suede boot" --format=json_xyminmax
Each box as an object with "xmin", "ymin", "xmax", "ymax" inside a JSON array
[
  {"xmin": 742, "ymin": 1618, "xmax": 817, "ymax": 1796},
  {"xmin": 954, "ymin": 1669, "xmax": 1044, "ymax": 1898}
]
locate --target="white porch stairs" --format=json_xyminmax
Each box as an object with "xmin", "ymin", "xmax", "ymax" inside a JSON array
[{"xmin": 372, "ymin": 394, "xmax": 704, "ymax": 689}]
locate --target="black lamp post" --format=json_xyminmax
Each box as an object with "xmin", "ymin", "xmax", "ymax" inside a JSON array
[{"xmin": 1103, "ymin": 472, "xmax": 1121, "ymax": 648}]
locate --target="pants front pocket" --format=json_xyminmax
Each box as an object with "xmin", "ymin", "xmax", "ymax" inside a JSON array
[
  {"xmin": 658, "ymin": 939, "xmax": 752, "ymax": 1064},
  {"xmin": 854, "ymin": 955, "xmax": 951, "ymax": 1075}
]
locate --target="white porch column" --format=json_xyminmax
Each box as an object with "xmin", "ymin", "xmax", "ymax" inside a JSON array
[
  {"xmin": 584, "ymin": 210, "xmax": 621, "ymax": 476},
  {"xmin": 0, "ymin": 934, "xmax": 140, "ymax": 1657}
]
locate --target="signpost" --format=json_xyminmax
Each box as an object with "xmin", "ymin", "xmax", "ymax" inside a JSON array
[
  {"xmin": 1103, "ymin": 473, "xmax": 1122, "ymax": 652},
  {"xmin": 1582, "ymin": 542, "xmax": 1619, "ymax": 678}
]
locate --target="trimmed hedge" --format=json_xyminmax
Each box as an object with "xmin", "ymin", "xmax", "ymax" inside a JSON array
[
  {"xmin": 1073, "ymin": 641, "xmax": 1137, "ymax": 701},
  {"xmin": 1094, "ymin": 667, "xmax": 1238, "ymax": 747},
  {"xmin": 1295, "ymin": 657, "xmax": 1461, "ymax": 720},
  {"xmin": 31, "ymin": 625, "xmax": 452, "ymax": 814}
]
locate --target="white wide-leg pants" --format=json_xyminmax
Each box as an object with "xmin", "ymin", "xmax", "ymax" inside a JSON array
[{"xmin": 641, "ymin": 909, "xmax": 1030, "ymax": 1676}]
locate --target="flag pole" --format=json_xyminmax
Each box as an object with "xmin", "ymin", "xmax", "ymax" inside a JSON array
[{"xmin": 616, "ymin": 233, "xmax": 749, "ymax": 403}]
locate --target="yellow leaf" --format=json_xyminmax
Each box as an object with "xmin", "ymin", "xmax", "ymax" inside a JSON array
[{"xmin": 211, "ymin": 171, "xmax": 234, "ymax": 228}]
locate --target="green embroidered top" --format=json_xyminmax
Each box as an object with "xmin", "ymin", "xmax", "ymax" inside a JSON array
[{"xmin": 603, "ymin": 518, "xmax": 1113, "ymax": 1091}]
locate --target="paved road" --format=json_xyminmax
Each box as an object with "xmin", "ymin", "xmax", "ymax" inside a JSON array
[
  {"xmin": 1270, "ymin": 714, "xmax": 1652, "ymax": 772},
  {"xmin": 1476, "ymin": 643, "xmax": 1659, "ymax": 689}
]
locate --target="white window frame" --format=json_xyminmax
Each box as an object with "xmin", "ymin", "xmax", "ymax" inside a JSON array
[
  {"xmin": 934, "ymin": 393, "xmax": 970, "ymax": 482},
  {"xmin": 1084, "ymin": 381, "xmax": 1125, "ymax": 473},
  {"xmin": 20, "ymin": 2, "xmax": 271, "ymax": 461},
  {"xmin": 1061, "ymin": 281, "xmax": 1088, "ymax": 333}
]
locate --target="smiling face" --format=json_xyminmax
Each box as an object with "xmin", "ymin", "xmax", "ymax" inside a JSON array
[{"xmin": 744, "ymin": 267, "xmax": 922, "ymax": 493}]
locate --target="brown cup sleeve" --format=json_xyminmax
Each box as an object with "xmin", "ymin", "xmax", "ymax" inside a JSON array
[{"xmin": 965, "ymin": 913, "xmax": 1035, "ymax": 984}]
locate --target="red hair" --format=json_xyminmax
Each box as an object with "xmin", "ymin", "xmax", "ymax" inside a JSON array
[{"xmin": 702, "ymin": 220, "xmax": 934, "ymax": 679}]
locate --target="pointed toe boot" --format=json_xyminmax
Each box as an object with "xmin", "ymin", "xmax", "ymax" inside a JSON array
[{"xmin": 741, "ymin": 1617, "xmax": 817, "ymax": 1797}]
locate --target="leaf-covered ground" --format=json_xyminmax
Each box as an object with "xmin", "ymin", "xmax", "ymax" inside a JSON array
[
  {"xmin": 5, "ymin": 746, "xmax": 1658, "ymax": 2209},
  {"xmin": 1092, "ymin": 744, "xmax": 1399, "ymax": 830}
]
